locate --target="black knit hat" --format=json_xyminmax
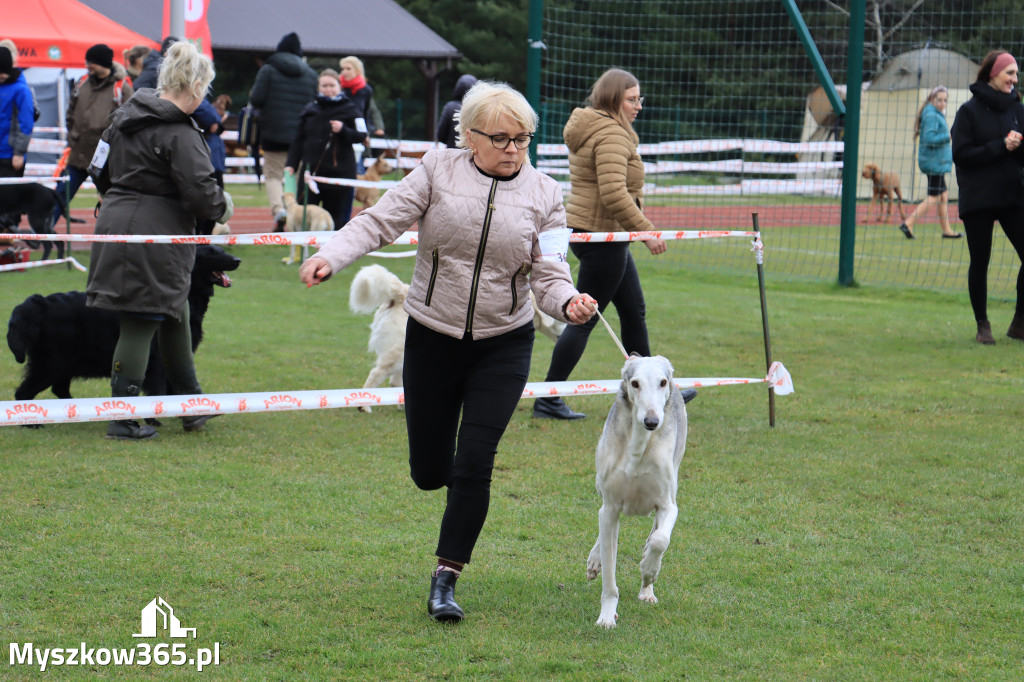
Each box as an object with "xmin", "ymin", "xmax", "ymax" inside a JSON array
[
  {"xmin": 276, "ymin": 32, "xmax": 302, "ymax": 56},
  {"xmin": 160, "ymin": 36, "xmax": 179, "ymax": 56},
  {"xmin": 0, "ymin": 47, "xmax": 12, "ymax": 76},
  {"xmin": 85, "ymin": 43, "xmax": 114, "ymax": 69}
]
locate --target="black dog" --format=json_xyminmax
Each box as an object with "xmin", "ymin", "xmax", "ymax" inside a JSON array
[
  {"xmin": 7, "ymin": 244, "xmax": 240, "ymax": 403},
  {"xmin": 0, "ymin": 181, "xmax": 64, "ymax": 260}
]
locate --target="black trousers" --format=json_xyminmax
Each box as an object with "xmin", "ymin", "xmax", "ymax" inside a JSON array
[
  {"xmin": 543, "ymin": 240, "xmax": 650, "ymax": 382},
  {"xmin": 403, "ymin": 317, "xmax": 534, "ymax": 564},
  {"xmin": 961, "ymin": 206, "xmax": 1024, "ymax": 322}
]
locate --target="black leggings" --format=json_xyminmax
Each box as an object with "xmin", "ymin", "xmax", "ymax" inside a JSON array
[
  {"xmin": 403, "ymin": 317, "xmax": 534, "ymax": 564},
  {"xmin": 961, "ymin": 206, "xmax": 1024, "ymax": 322},
  {"xmin": 543, "ymin": 240, "xmax": 649, "ymax": 382}
]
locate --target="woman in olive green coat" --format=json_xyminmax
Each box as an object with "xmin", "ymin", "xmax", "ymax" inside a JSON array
[{"xmin": 86, "ymin": 42, "xmax": 232, "ymax": 440}]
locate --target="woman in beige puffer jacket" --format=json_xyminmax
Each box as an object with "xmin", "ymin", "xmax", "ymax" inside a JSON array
[
  {"xmin": 533, "ymin": 68, "xmax": 691, "ymax": 421},
  {"xmin": 301, "ymin": 81, "xmax": 597, "ymax": 623}
]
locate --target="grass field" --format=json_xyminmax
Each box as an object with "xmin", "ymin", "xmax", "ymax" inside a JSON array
[{"xmin": 2, "ymin": 239, "xmax": 1022, "ymax": 679}]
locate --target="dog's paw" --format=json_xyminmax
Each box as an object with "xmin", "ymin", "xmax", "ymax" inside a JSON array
[
  {"xmin": 357, "ymin": 405, "xmax": 373, "ymax": 414},
  {"xmin": 586, "ymin": 553, "xmax": 601, "ymax": 580},
  {"xmin": 637, "ymin": 586, "xmax": 658, "ymax": 603},
  {"xmin": 596, "ymin": 611, "xmax": 618, "ymax": 629}
]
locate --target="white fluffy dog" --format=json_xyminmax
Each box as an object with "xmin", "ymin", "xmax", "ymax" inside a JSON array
[
  {"xmin": 348, "ymin": 265, "xmax": 566, "ymax": 413},
  {"xmin": 587, "ymin": 354, "xmax": 688, "ymax": 628},
  {"xmin": 348, "ymin": 264, "xmax": 409, "ymax": 413}
]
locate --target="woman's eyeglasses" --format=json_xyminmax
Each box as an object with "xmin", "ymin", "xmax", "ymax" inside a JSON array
[
  {"xmin": 471, "ymin": 129, "xmax": 535, "ymax": 150},
  {"xmin": 625, "ymin": 96, "xmax": 645, "ymax": 107}
]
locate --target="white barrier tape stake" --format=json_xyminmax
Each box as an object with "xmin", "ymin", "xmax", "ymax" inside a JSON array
[
  {"xmin": 21, "ymin": 229, "xmax": 759, "ymax": 246},
  {"xmin": 751, "ymin": 234, "xmax": 764, "ymax": 265},
  {"xmin": 0, "ymin": 366, "xmax": 792, "ymax": 427},
  {"xmin": 0, "ymin": 256, "xmax": 86, "ymax": 273}
]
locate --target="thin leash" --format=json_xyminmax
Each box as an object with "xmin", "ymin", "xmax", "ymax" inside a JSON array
[{"xmin": 595, "ymin": 309, "xmax": 629, "ymax": 360}]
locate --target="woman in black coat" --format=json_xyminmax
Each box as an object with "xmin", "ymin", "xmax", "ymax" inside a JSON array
[
  {"xmin": 951, "ymin": 50, "xmax": 1024, "ymax": 344},
  {"xmin": 86, "ymin": 42, "xmax": 231, "ymax": 440},
  {"xmin": 286, "ymin": 69, "xmax": 365, "ymax": 228}
]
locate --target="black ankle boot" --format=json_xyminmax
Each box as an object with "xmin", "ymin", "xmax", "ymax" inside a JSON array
[
  {"xmin": 532, "ymin": 396, "xmax": 586, "ymax": 420},
  {"xmin": 428, "ymin": 571, "xmax": 464, "ymax": 622},
  {"xmin": 106, "ymin": 375, "xmax": 157, "ymax": 440}
]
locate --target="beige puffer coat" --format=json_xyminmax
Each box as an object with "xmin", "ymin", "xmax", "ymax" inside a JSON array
[
  {"xmin": 563, "ymin": 107, "xmax": 654, "ymax": 233},
  {"xmin": 313, "ymin": 148, "xmax": 580, "ymax": 340}
]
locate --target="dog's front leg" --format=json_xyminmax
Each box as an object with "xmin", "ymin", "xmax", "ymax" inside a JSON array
[
  {"xmin": 638, "ymin": 502, "xmax": 678, "ymax": 603},
  {"xmin": 596, "ymin": 503, "xmax": 621, "ymax": 628}
]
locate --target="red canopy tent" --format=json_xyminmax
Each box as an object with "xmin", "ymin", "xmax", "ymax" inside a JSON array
[{"xmin": 3, "ymin": 0, "xmax": 157, "ymax": 68}]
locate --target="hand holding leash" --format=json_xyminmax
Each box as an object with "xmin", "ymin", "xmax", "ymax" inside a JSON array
[
  {"xmin": 566, "ymin": 294, "xmax": 597, "ymax": 325},
  {"xmin": 300, "ymin": 256, "xmax": 333, "ymax": 287}
]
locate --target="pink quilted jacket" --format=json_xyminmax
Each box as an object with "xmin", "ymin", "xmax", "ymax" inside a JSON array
[{"xmin": 313, "ymin": 148, "xmax": 580, "ymax": 340}]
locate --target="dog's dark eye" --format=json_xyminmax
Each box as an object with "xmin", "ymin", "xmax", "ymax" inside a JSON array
[
  {"xmin": 631, "ymin": 380, "xmax": 639, "ymax": 389},
  {"xmin": 660, "ymin": 379, "xmax": 667, "ymax": 387}
]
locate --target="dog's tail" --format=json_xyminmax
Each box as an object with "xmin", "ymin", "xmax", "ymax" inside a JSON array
[
  {"xmin": 349, "ymin": 264, "xmax": 407, "ymax": 314},
  {"xmin": 7, "ymin": 294, "xmax": 47, "ymax": 364}
]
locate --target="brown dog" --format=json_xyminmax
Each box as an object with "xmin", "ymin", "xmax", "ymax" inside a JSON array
[
  {"xmin": 354, "ymin": 156, "xmax": 396, "ymax": 208},
  {"xmin": 861, "ymin": 163, "xmax": 907, "ymax": 222}
]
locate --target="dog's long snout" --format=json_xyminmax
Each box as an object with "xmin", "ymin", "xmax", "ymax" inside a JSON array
[{"xmin": 643, "ymin": 413, "xmax": 660, "ymax": 431}]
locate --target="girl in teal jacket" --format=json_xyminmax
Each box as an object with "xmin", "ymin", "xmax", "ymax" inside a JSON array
[{"xmin": 900, "ymin": 86, "xmax": 960, "ymax": 239}]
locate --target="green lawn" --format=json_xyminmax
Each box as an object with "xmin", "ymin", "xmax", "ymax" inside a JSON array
[{"xmin": 1, "ymin": 245, "xmax": 1021, "ymax": 680}]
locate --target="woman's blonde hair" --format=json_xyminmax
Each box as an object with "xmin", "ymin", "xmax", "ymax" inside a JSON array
[
  {"xmin": 339, "ymin": 56, "xmax": 365, "ymax": 78},
  {"xmin": 587, "ymin": 68, "xmax": 640, "ymax": 135},
  {"xmin": 914, "ymin": 85, "xmax": 948, "ymax": 139},
  {"xmin": 157, "ymin": 41, "xmax": 215, "ymax": 99},
  {"xmin": 455, "ymin": 80, "xmax": 537, "ymax": 149}
]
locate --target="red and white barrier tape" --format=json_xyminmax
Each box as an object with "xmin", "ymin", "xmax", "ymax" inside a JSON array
[
  {"xmin": 0, "ymin": 176, "xmax": 65, "ymax": 186},
  {"xmin": 20, "ymin": 229, "xmax": 759, "ymax": 246},
  {"xmin": 309, "ymin": 175, "xmax": 400, "ymax": 190},
  {"xmin": 0, "ymin": 363, "xmax": 792, "ymax": 427},
  {"xmin": 0, "ymin": 256, "xmax": 86, "ymax": 273}
]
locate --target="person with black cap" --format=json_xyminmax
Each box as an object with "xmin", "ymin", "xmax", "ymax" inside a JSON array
[
  {"xmin": 52, "ymin": 44, "xmax": 134, "ymax": 225},
  {"xmin": 0, "ymin": 45, "xmax": 36, "ymax": 230},
  {"xmin": 250, "ymin": 32, "xmax": 318, "ymax": 231}
]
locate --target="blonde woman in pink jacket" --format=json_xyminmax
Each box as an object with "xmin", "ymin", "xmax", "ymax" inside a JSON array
[{"xmin": 301, "ymin": 81, "xmax": 597, "ymax": 623}]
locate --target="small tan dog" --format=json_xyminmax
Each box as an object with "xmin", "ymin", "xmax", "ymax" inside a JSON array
[
  {"xmin": 861, "ymin": 163, "xmax": 907, "ymax": 222},
  {"xmin": 354, "ymin": 156, "xmax": 396, "ymax": 208},
  {"xmin": 281, "ymin": 191, "xmax": 334, "ymax": 265}
]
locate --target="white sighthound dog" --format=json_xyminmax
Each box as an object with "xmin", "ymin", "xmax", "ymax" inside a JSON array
[
  {"xmin": 348, "ymin": 264, "xmax": 410, "ymax": 413},
  {"xmin": 587, "ymin": 354, "xmax": 688, "ymax": 628}
]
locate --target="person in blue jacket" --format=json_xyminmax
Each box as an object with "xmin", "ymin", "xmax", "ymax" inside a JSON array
[
  {"xmin": 900, "ymin": 86, "xmax": 960, "ymax": 240},
  {"xmin": 191, "ymin": 97, "xmax": 228, "ymax": 235},
  {"xmin": 0, "ymin": 46, "xmax": 36, "ymax": 230}
]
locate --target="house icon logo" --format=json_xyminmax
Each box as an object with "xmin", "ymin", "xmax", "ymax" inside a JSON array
[{"xmin": 132, "ymin": 597, "xmax": 197, "ymax": 639}]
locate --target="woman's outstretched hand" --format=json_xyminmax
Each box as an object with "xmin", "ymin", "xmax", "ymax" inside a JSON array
[{"xmin": 300, "ymin": 256, "xmax": 333, "ymax": 287}]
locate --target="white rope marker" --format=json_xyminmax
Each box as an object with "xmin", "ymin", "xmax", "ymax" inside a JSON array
[
  {"xmin": 17, "ymin": 229, "xmax": 758, "ymax": 247},
  {"xmin": 0, "ymin": 364, "xmax": 792, "ymax": 427},
  {"xmin": 0, "ymin": 256, "xmax": 87, "ymax": 273}
]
